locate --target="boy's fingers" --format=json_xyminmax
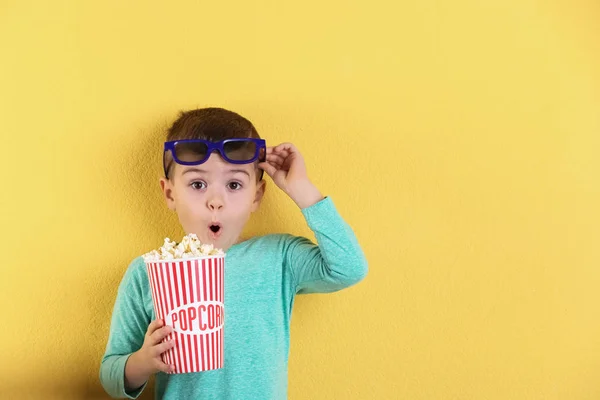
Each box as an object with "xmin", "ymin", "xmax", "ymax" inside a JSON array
[
  {"xmin": 155, "ymin": 360, "xmax": 175, "ymax": 374},
  {"xmin": 274, "ymin": 142, "xmax": 292, "ymax": 150},
  {"xmin": 153, "ymin": 340, "xmax": 176, "ymax": 356},
  {"xmin": 146, "ymin": 319, "xmax": 163, "ymax": 337},
  {"xmin": 269, "ymin": 143, "xmax": 297, "ymax": 154},
  {"xmin": 273, "ymin": 148, "xmax": 291, "ymax": 159},
  {"xmin": 258, "ymin": 161, "xmax": 275, "ymax": 173},
  {"xmin": 274, "ymin": 143, "xmax": 298, "ymax": 155},
  {"xmin": 150, "ymin": 325, "xmax": 173, "ymax": 344},
  {"xmin": 266, "ymin": 153, "xmax": 285, "ymax": 166},
  {"xmin": 258, "ymin": 162, "xmax": 278, "ymax": 178}
]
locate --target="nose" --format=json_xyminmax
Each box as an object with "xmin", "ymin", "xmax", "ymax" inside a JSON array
[{"xmin": 207, "ymin": 196, "xmax": 224, "ymax": 211}]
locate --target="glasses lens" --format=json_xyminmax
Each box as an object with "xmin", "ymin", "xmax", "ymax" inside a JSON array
[
  {"xmin": 223, "ymin": 140, "xmax": 258, "ymax": 161},
  {"xmin": 174, "ymin": 141, "xmax": 209, "ymax": 163}
]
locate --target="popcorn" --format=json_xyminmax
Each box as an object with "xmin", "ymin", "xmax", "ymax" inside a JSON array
[{"xmin": 143, "ymin": 233, "xmax": 224, "ymax": 261}]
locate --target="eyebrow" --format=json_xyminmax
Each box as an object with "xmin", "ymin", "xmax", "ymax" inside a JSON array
[{"xmin": 182, "ymin": 167, "xmax": 250, "ymax": 177}]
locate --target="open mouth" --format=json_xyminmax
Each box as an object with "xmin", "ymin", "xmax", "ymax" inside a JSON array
[{"xmin": 208, "ymin": 223, "xmax": 222, "ymax": 238}]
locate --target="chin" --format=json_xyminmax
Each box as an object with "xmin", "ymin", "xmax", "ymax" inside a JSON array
[{"xmin": 208, "ymin": 236, "xmax": 225, "ymax": 248}]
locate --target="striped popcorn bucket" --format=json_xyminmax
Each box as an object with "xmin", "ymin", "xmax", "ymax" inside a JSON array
[{"xmin": 145, "ymin": 255, "xmax": 225, "ymax": 374}]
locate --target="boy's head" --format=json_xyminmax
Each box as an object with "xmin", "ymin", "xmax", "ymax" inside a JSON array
[{"xmin": 159, "ymin": 108, "xmax": 266, "ymax": 251}]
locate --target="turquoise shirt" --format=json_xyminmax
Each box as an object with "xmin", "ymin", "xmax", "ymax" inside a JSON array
[{"xmin": 100, "ymin": 197, "xmax": 368, "ymax": 399}]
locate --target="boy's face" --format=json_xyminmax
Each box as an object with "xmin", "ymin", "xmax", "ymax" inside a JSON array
[{"xmin": 159, "ymin": 153, "xmax": 265, "ymax": 251}]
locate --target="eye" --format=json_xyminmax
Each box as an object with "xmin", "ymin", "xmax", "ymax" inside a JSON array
[
  {"xmin": 190, "ymin": 181, "xmax": 207, "ymax": 190},
  {"xmin": 227, "ymin": 181, "xmax": 243, "ymax": 190}
]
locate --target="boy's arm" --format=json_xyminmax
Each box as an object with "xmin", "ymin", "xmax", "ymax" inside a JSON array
[
  {"xmin": 258, "ymin": 142, "xmax": 368, "ymax": 294},
  {"xmin": 100, "ymin": 258, "xmax": 151, "ymax": 399},
  {"xmin": 285, "ymin": 196, "xmax": 368, "ymax": 294}
]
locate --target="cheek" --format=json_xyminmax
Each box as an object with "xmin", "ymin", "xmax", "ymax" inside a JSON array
[
  {"xmin": 228, "ymin": 195, "xmax": 254, "ymax": 216},
  {"xmin": 175, "ymin": 192, "xmax": 203, "ymax": 217}
]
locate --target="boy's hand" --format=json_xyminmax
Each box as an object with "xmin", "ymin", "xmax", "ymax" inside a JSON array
[
  {"xmin": 124, "ymin": 319, "xmax": 175, "ymax": 391},
  {"xmin": 259, "ymin": 143, "xmax": 324, "ymax": 209}
]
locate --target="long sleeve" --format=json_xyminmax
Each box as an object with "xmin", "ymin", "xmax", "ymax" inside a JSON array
[
  {"xmin": 285, "ymin": 196, "xmax": 368, "ymax": 294},
  {"xmin": 100, "ymin": 258, "xmax": 152, "ymax": 399}
]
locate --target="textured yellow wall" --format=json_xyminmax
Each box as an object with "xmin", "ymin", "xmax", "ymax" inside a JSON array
[{"xmin": 1, "ymin": 0, "xmax": 599, "ymax": 399}]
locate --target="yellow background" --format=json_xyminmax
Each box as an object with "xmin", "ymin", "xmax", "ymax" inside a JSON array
[{"xmin": 1, "ymin": 0, "xmax": 599, "ymax": 399}]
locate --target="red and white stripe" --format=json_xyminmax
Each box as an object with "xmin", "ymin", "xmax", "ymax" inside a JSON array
[{"xmin": 146, "ymin": 256, "xmax": 225, "ymax": 373}]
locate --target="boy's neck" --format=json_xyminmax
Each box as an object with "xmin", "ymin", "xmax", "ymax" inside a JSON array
[
  {"xmin": 234, "ymin": 235, "xmax": 248, "ymax": 245},
  {"xmin": 220, "ymin": 235, "xmax": 249, "ymax": 252}
]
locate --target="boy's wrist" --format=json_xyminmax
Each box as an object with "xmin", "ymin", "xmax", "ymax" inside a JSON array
[
  {"xmin": 124, "ymin": 350, "xmax": 151, "ymax": 392},
  {"xmin": 288, "ymin": 180, "xmax": 324, "ymax": 209}
]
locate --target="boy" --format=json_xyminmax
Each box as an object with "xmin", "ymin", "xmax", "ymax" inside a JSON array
[{"xmin": 100, "ymin": 107, "xmax": 368, "ymax": 399}]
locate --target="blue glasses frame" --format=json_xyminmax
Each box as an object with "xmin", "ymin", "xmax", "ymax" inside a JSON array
[{"xmin": 163, "ymin": 138, "xmax": 266, "ymax": 179}]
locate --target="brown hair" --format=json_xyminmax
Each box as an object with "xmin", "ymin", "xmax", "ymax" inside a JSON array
[{"xmin": 164, "ymin": 107, "xmax": 263, "ymax": 180}]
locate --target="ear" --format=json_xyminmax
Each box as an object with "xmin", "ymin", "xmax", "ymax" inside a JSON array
[
  {"xmin": 159, "ymin": 177, "xmax": 177, "ymax": 211},
  {"xmin": 251, "ymin": 179, "xmax": 266, "ymax": 212}
]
